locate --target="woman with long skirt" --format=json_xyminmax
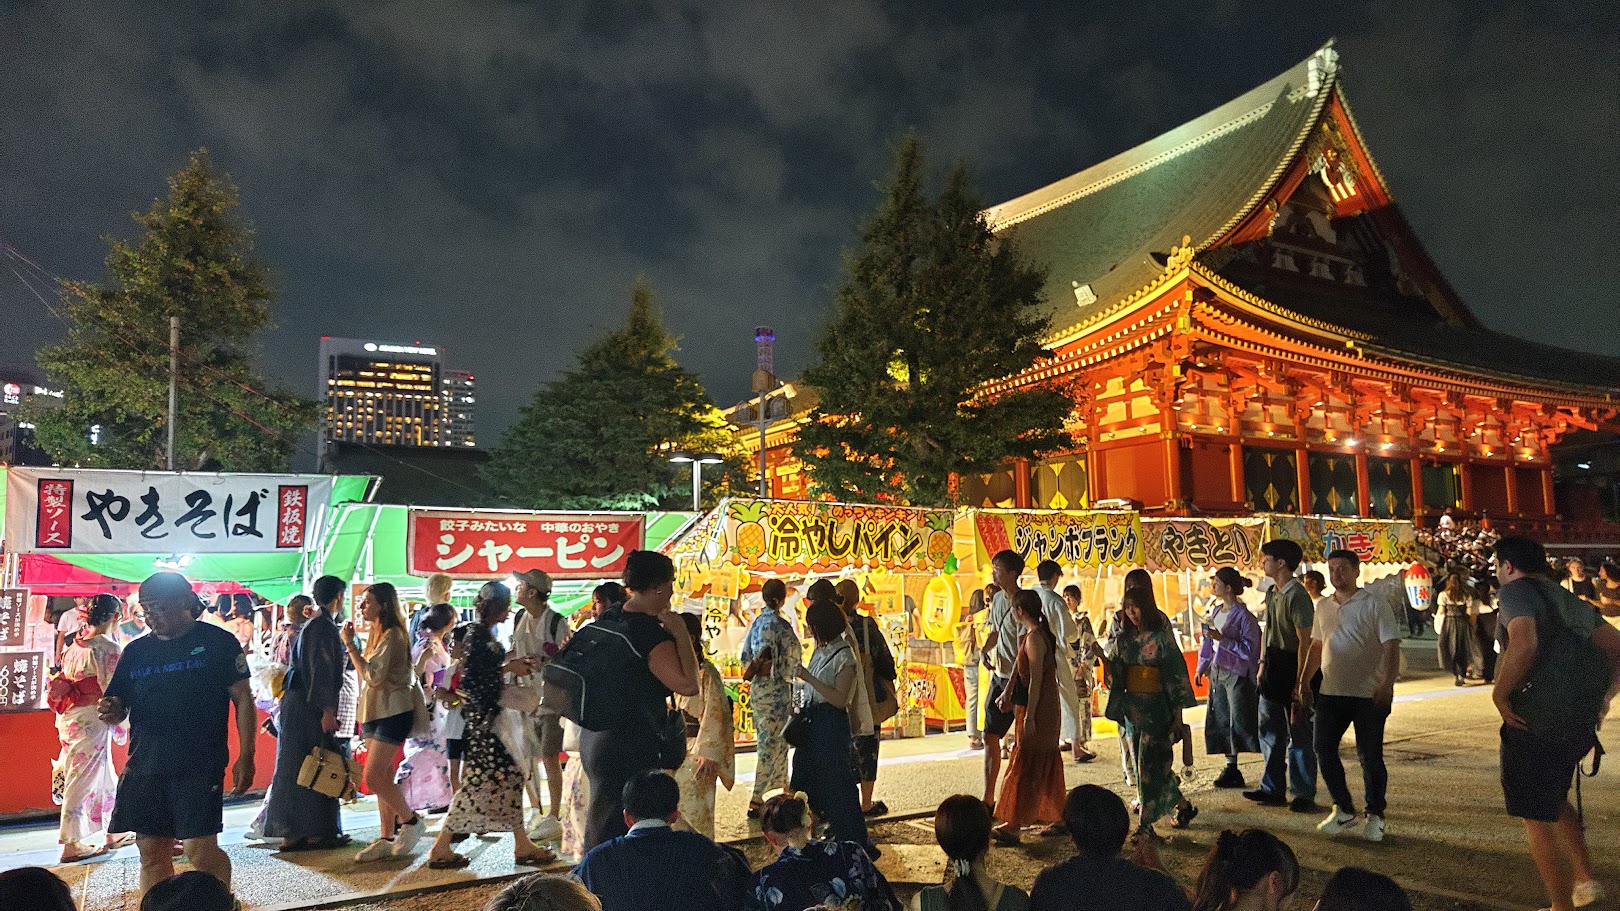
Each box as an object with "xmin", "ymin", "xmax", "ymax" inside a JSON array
[
  {"xmin": 740, "ymin": 578, "xmax": 800, "ymax": 818},
  {"xmin": 263, "ymin": 576, "xmax": 348, "ymax": 850},
  {"xmin": 1104, "ymin": 587, "xmax": 1198, "ymax": 838},
  {"xmin": 1436, "ymin": 573, "xmax": 1479, "ymax": 687},
  {"xmin": 991, "ymin": 591, "xmax": 1067, "ymax": 845},
  {"xmin": 791, "ymin": 590, "xmax": 875, "ymax": 857},
  {"xmin": 54, "ymin": 595, "xmax": 131, "ymax": 863}
]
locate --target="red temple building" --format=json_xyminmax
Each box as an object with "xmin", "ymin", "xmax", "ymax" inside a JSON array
[{"xmin": 731, "ymin": 43, "xmax": 1620, "ymax": 540}]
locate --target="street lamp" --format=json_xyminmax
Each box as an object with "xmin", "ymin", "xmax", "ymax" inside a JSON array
[{"xmin": 669, "ymin": 451, "xmax": 724, "ymax": 511}]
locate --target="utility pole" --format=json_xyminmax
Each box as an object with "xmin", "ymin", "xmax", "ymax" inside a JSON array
[
  {"xmin": 752, "ymin": 327, "xmax": 776, "ymax": 498},
  {"xmin": 167, "ymin": 315, "xmax": 179, "ymax": 471}
]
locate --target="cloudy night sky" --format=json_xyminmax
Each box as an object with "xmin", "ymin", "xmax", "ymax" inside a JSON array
[{"xmin": 2, "ymin": 1, "xmax": 1616, "ymax": 456}]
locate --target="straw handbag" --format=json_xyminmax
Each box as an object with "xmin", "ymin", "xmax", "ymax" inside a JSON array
[{"xmin": 298, "ymin": 743, "xmax": 361, "ymax": 799}]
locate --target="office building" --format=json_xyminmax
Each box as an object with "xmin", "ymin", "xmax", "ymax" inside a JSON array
[
  {"xmin": 441, "ymin": 369, "xmax": 477, "ymax": 448},
  {"xmin": 0, "ymin": 366, "xmax": 62, "ymax": 466},
  {"xmin": 318, "ymin": 337, "xmax": 444, "ymax": 449}
]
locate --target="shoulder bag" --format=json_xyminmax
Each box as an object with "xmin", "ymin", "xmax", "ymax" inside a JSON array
[{"xmin": 1508, "ymin": 581, "xmax": 1612, "ymax": 739}]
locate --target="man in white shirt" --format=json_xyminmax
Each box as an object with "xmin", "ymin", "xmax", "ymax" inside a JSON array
[
  {"xmin": 1298, "ymin": 549, "xmax": 1404, "ymax": 844},
  {"xmin": 1034, "ymin": 560, "xmax": 1092, "ymax": 762},
  {"xmin": 510, "ymin": 568, "xmax": 570, "ymax": 840}
]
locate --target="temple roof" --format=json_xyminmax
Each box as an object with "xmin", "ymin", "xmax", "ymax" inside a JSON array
[
  {"xmin": 987, "ymin": 44, "xmax": 1338, "ymax": 333},
  {"xmin": 987, "ymin": 42, "xmax": 1620, "ymax": 395}
]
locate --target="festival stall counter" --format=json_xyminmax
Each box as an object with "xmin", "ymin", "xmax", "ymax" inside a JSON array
[
  {"xmin": 0, "ymin": 466, "xmax": 374, "ymax": 817},
  {"xmin": 666, "ymin": 498, "xmax": 965, "ymax": 744}
]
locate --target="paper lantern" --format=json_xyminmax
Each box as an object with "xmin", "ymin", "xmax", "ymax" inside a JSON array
[
  {"xmin": 1404, "ymin": 562, "xmax": 1432, "ymax": 612},
  {"xmin": 920, "ymin": 575, "xmax": 960, "ymax": 643}
]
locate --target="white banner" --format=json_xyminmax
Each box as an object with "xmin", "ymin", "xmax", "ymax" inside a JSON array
[{"xmin": 4, "ymin": 467, "xmax": 334, "ymax": 555}]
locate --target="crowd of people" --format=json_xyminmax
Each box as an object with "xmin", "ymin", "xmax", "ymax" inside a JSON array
[{"xmin": 16, "ymin": 531, "xmax": 1619, "ymax": 911}]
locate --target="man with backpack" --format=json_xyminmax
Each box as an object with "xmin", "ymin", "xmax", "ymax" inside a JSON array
[
  {"xmin": 1492, "ymin": 536, "xmax": 1620, "ymax": 911},
  {"xmin": 510, "ymin": 569, "xmax": 570, "ymax": 841}
]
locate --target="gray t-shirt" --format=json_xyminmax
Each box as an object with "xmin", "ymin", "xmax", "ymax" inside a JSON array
[
  {"xmin": 989, "ymin": 590, "xmax": 1022, "ymax": 680},
  {"xmin": 1498, "ymin": 577, "xmax": 1600, "ymax": 641}
]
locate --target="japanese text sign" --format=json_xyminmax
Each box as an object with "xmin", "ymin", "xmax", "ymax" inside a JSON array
[
  {"xmin": 708, "ymin": 499, "xmax": 955, "ymax": 575},
  {"xmin": 3, "ymin": 468, "xmax": 334, "ymax": 555},
  {"xmin": 1143, "ymin": 519, "xmax": 1267, "ymax": 572},
  {"xmin": 0, "ymin": 590, "xmax": 27, "ymax": 645},
  {"xmin": 1262, "ymin": 515, "xmax": 1417, "ymax": 565},
  {"xmin": 0, "ymin": 589, "xmax": 27, "ymax": 648},
  {"xmin": 973, "ymin": 509, "xmax": 1144, "ymax": 570},
  {"xmin": 0, "ymin": 651, "xmax": 46, "ymax": 713},
  {"xmin": 407, "ymin": 510, "xmax": 644, "ymax": 580}
]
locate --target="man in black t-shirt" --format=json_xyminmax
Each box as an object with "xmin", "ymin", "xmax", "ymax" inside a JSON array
[{"xmin": 99, "ymin": 572, "xmax": 256, "ymax": 899}]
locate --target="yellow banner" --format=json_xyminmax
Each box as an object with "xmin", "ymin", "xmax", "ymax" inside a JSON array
[
  {"xmin": 703, "ymin": 499, "xmax": 956, "ymax": 575},
  {"xmin": 971, "ymin": 509, "xmax": 1144, "ymax": 570}
]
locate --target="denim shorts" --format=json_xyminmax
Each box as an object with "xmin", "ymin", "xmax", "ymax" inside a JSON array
[{"xmin": 360, "ymin": 710, "xmax": 414, "ymax": 746}]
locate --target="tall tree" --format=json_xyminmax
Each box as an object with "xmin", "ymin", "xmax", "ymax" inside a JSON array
[
  {"xmin": 484, "ymin": 281, "xmax": 745, "ymax": 510},
  {"xmin": 794, "ymin": 136, "xmax": 1074, "ymax": 505},
  {"xmin": 30, "ymin": 150, "xmax": 314, "ymax": 470}
]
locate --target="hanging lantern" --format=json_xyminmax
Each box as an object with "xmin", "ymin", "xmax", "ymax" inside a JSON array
[{"xmin": 1404, "ymin": 562, "xmax": 1432, "ymax": 612}]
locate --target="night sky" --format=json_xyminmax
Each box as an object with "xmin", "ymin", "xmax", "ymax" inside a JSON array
[{"xmin": 3, "ymin": 2, "xmax": 1616, "ymax": 455}]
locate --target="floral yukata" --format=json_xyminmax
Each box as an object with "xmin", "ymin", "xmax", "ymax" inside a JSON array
[
  {"xmin": 740, "ymin": 606, "xmax": 801, "ymax": 803},
  {"xmin": 443, "ymin": 624, "xmax": 524, "ymax": 833},
  {"xmin": 55, "ymin": 634, "xmax": 123, "ymax": 845},
  {"xmin": 1104, "ymin": 625, "xmax": 1197, "ymax": 827},
  {"xmin": 395, "ymin": 634, "xmax": 454, "ymax": 811},
  {"xmin": 673, "ymin": 657, "xmax": 735, "ymax": 839},
  {"xmin": 747, "ymin": 839, "xmax": 899, "ymax": 911}
]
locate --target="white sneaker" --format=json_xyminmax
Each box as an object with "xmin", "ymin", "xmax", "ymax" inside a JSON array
[
  {"xmin": 392, "ymin": 817, "xmax": 427, "ymax": 855},
  {"xmin": 1573, "ymin": 879, "xmax": 1604, "ymax": 908},
  {"xmin": 1362, "ymin": 814, "xmax": 1386, "ymax": 843},
  {"xmin": 1316, "ymin": 808, "xmax": 1357, "ymax": 835},
  {"xmin": 355, "ymin": 837, "xmax": 395, "ymax": 862},
  {"xmin": 529, "ymin": 815, "xmax": 562, "ymax": 841}
]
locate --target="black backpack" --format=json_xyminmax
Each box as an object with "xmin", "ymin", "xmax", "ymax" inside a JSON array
[
  {"xmin": 1507, "ymin": 579, "xmax": 1612, "ymax": 739},
  {"xmin": 541, "ymin": 610, "xmax": 650, "ymax": 733}
]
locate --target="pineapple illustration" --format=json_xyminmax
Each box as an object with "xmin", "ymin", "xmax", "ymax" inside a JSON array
[
  {"xmin": 925, "ymin": 513, "xmax": 953, "ymax": 566},
  {"xmin": 730, "ymin": 500, "xmax": 769, "ymax": 561}
]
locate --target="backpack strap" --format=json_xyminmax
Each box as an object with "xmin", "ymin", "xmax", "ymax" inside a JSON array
[{"xmin": 547, "ymin": 608, "xmax": 565, "ymax": 644}]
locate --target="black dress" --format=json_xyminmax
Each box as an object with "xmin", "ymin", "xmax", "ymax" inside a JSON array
[{"xmin": 263, "ymin": 612, "xmax": 345, "ymax": 839}]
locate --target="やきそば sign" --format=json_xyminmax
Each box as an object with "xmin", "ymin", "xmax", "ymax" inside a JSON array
[
  {"xmin": 0, "ymin": 652, "xmax": 46, "ymax": 713},
  {"xmin": 973, "ymin": 509, "xmax": 1144, "ymax": 570},
  {"xmin": 406, "ymin": 510, "xmax": 644, "ymax": 580},
  {"xmin": 0, "ymin": 590, "xmax": 28, "ymax": 648},
  {"xmin": 3, "ymin": 468, "xmax": 332, "ymax": 555}
]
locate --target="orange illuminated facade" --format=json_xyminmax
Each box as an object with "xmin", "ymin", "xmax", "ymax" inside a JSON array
[{"xmin": 735, "ymin": 44, "xmax": 1620, "ymax": 539}]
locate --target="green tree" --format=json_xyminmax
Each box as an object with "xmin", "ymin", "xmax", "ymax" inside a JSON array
[
  {"xmin": 793, "ymin": 135, "xmax": 1074, "ymax": 506},
  {"xmin": 484, "ymin": 281, "xmax": 746, "ymax": 510},
  {"xmin": 29, "ymin": 150, "xmax": 314, "ymax": 470}
]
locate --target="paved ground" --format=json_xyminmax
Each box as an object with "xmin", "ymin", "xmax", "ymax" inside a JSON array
[{"xmin": 5, "ymin": 663, "xmax": 1616, "ymax": 910}]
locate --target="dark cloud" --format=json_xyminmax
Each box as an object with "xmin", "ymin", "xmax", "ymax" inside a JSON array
[{"xmin": 2, "ymin": 1, "xmax": 1615, "ymax": 464}]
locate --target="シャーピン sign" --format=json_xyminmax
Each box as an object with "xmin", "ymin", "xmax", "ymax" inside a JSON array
[
  {"xmin": 3, "ymin": 468, "xmax": 333, "ymax": 555},
  {"xmin": 406, "ymin": 509, "xmax": 644, "ymax": 580}
]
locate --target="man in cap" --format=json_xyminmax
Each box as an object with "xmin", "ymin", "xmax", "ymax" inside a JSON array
[
  {"xmin": 510, "ymin": 568, "xmax": 570, "ymax": 840},
  {"xmin": 98, "ymin": 572, "xmax": 256, "ymax": 899}
]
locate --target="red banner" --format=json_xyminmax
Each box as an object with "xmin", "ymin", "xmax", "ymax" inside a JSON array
[{"xmin": 406, "ymin": 510, "xmax": 644, "ymax": 580}]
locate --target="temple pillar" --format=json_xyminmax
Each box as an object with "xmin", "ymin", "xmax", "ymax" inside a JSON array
[
  {"xmin": 1504, "ymin": 464, "xmax": 1518, "ymax": 515},
  {"xmin": 1355, "ymin": 451, "xmax": 1370, "ymax": 518},
  {"xmin": 1087, "ymin": 447, "xmax": 1102, "ymax": 506},
  {"xmin": 1296, "ymin": 446, "xmax": 1311, "ymax": 515},
  {"xmin": 1541, "ymin": 467, "xmax": 1556, "ymax": 517},
  {"xmin": 1228, "ymin": 442, "xmax": 1244, "ymax": 504},
  {"xmin": 1162, "ymin": 435, "xmax": 1183, "ymax": 508},
  {"xmin": 1409, "ymin": 456, "xmax": 1425, "ymax": 521},
  {"xmin": 1014, "ymin": 457, "xmax": 1032, "ymax": 509}
]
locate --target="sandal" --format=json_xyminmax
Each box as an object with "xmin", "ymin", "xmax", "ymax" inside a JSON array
[
  {"xmin": 428, "ymin": 853, "xmax": 472, "ymax": 869},
  {"xmin": 990, "ymin": 826, "xmax": 1021, "ymax": 846},
  {"xmin": 105, "ymin": 834, "xmax": 136, "ymax": 850},
  {"xmin": 514, "ymin": 847, "xmax": 556, "ymax": 866},
  {"xmin": 747, "ymin": 801, "xmax": 763, "ymax": 820},
  {"xmin": 60, "ymin": 845, "xmax": 108, "ymax": 864},
  {"xmin": 1171, "ymin": 802, "xmax": 1199, "ymax": 829},
  {"xmin": 863, "ymin": 801, "xmax": 888, "ymax": 817}
]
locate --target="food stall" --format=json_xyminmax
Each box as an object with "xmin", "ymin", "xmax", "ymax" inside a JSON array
[
  {"xmin": 664, "ymin": 498, "xmax": 960, "ymax": 744},
  {"xmin": 0, "ymin": 466, "xmax": 372, "ymax": 816}
]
